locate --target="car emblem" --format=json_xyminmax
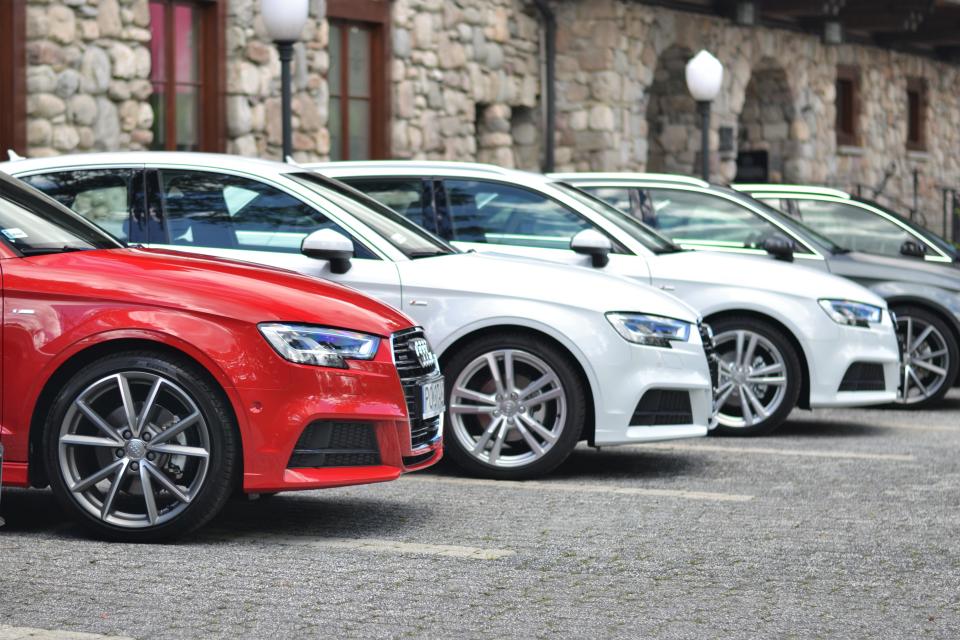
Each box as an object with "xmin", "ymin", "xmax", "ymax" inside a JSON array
[{"xmin": 411, "ymin": 338, "xmax": 436, "ymax": 368}]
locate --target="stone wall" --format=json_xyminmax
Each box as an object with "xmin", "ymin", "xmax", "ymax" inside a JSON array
[
  {"xmin": 25, "ymin": 0, "xmax": 154, "ymax": 156},
  {"xmin": 552, "ymin": 0, "xmax": 960, "ymax": 228},
  {"xmin": 225, "ymin": 0, "xmax": 330, "ymax": 161},
  {"xmin": 389, "ymin": 0, "xmax": 541, "ymax": 169}
]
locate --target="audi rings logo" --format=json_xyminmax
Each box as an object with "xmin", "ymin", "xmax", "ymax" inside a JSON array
[{"xmin": 411, "ymin": 338, "xmax": 436, "ymax": 368}]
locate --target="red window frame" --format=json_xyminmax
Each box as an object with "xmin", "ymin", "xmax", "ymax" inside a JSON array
[
  {"xmin": 327, "ymin": 0, "xmax": 390, "ymax": 160},
  {"xmin": 149, "ymin": 0, "xmax": 225, "ymax": 152},
  {"xmin": 0, "ymin": 0, "xmax": 26, "ymax": 155}
]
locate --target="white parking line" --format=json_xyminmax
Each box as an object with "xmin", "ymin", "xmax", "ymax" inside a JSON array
[
  {"xmin": 406, "ymin": 475, "xmax": 754, "ymax": 502},
  {"xmin": 265, "ymin": 535, "xmax": 515, "ymax": 560},
  {"xmin": 638, "ymin": 442, "xmax": 916, "ymax": 461},
  {"xmin": 0, "ymin": 626, "xmax": 133, "ymax": 640}
]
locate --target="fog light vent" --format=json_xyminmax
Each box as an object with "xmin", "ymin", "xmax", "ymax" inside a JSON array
[
  {"xmin": 288, "ymin": 421, "xmax": 380, "ymax": 468},
  {"xmin": 631, "ymin": 390, "xmax": 692, "ymax": 426},
  {"xmin": 838, "ymin": 363, "xmax": 885, "ymax": 392}
]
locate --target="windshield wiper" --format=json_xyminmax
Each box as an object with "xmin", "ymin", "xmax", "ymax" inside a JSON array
[
  {"xmin": 407, "ymin": 249, "xmax": 450, "ymax": 259},
  {"xmin": 18, "ymin": 245, "xmax": 92, "ymax": 256}
]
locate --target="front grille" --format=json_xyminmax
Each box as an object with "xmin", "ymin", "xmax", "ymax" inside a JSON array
[
  {"xmin": 699, "ymin": 321, "xmax": 719, "ymax": 392},
  {"xmin": 631, "ymin": 390, "xmax": 693, "ymax": 426},
  {"xmin": 838, "ymin": 362, "xmax": 886, "ymax": 392},
  {"xmin": 403, "ymin": 451, "xmax": 436, "ymax": 467},
  {"xmin": 288, "ymin": 421, "xmax": 381, "ymax": 468},
  {"xmin": 393, "ymin": 327, "xmax": 443, "ymax": 451},
  {"xmin": 392, "ymin": 327, "xmax": 439, "ymax": 379}
]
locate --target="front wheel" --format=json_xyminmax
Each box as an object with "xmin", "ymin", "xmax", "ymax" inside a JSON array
[
  {"xmin": 442, "ymin": 333, "xmax": 586, "ymax": 480},
  {"xmin": 709, "ymin": 316, "xmax": 802, "ymax": 437},
  {"xmin": 43, "ymin": 351, "xmax": 239, "ymax": 541},
  {"xmin": 893, "ymin": 306, "xmax": 959, "ymax": 407}
]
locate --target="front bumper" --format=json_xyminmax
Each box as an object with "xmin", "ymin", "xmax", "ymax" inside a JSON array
[
  {"xmin": 236, "ymin": 352, "xmax": 443, "ymax": 494},
  {"xmin": 591, "ymin": 333, "xmax": 713, "ymax": 446},
  {"xmin": 806, "ymin": 314, "xmax": 900, "ymax": 407}
]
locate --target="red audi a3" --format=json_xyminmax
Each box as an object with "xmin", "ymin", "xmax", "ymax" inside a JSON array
[{"xmin": 0, "ymin": 172, "xmax": 443, "ymax": 540}]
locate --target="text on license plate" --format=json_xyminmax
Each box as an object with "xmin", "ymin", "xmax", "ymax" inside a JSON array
[{"xmin": 421, "ymin": 379, "xmax": 445, "ymax": 420}]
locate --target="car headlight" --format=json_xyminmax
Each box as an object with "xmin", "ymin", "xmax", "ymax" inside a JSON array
[
  {"xmin": 818, "ymin": 299, "xmax": 883, "ymax": 328},
  {"xmin": 606, "ymin": 312, "xmax": 692, "ymax": 348},
  {"xmin": 259, "ymin": 323, "xmax": 381, "ymax": 368}
]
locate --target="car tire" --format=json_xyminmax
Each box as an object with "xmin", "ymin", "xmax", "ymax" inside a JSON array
[
  {"xmin": 442, "ymin": 333, "xmax": 586, "ymax": 480},
  {"xmin": 708, "ymin": 316, "xmax": 802, "ymax": 437},
  {"xmin": 43, "ymin": 350, "xmax": 239, "ymax": 542},
  {"xmin": 892, "ymin": 305, "xmax": 959, "ymax": 408}
]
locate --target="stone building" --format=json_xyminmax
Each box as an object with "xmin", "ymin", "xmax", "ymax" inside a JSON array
[{"xmin": 1, "ymin": 0, "xmax": 959, "ymax": 228}]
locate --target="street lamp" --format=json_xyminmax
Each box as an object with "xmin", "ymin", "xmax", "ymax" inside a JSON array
[
  {"xmin": 261, "ymin": 0, "xmax": 309, "ymax": 161},
  {"xmin": 685, "ymin": 50, "xmax": 724, "ymax": 181}
]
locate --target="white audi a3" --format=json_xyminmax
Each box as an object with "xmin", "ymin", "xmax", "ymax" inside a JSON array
[
  {"xmin": 3, "ymin": 153, "xmax": 713, "ymax": 480},
  {"xmin": 312, "ymin": 161, "xmax": 902, "ymax": 437}
]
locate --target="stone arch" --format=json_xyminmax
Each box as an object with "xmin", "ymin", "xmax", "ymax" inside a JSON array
[
  {"xmin": 645, "ymin": 44, "xmax": 699, "ymax": 175},
  {"xmin": 735, "ymin": 59, "xmax": 798, "ymax": 182}
]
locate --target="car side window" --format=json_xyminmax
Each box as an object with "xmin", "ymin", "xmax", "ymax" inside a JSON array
[
  {"xmin": 646, "ymin": 188, "xmax": 806, "ymax": 252},
  {"xmin": 340, "ymin": 177, "xmax": 435, "ymax": 233},
  {"xmin": 21, "ymin": 169, "xmax": 134, "ymax": 242},
  {"xmin": 154, "ymin": 170, "xmax": 375, "ymax": 258},
  {"xmin": 441, "ymin": 179, "xmax": 592, "ymax": 250},
  {"xmin": 794, "ymin": 199, "xmax": 912, "ymax": 257},
  {"xmin": 582, "ymin": 186, "xmax": 632, "ymax": 214}
]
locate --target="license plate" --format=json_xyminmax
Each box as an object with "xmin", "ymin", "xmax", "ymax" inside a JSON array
[{"xmin": 421, "ymin": 378, "xmax": 445, "ymax": 420}]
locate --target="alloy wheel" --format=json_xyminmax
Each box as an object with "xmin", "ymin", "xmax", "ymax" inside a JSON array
[
  {"xmin": 448, "ymin": 349, "xmax": 566, "ymax": 468},
  {"xmin": 57, "ymin": 372, "xmax": 211, "ymax": 529},
  {"xmin": 896, "ymin": 315, "xmax": 950, "ymax": 404},
  {"xmin": 713, "ymin": 329, "xmax": 788, "ymax": 429}
]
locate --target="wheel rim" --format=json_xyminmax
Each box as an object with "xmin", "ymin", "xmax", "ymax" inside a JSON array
[
  {"xmin": 58, "ymin": 372, "xmax": 211, "ymax": 529},
  {"xmin": 713, "ymin": 329, "xmax": 788, "ymax": 429},
  {"xmin": 896, "ymin": 315, "xmax": 950, "ymax": 404},
  {"xmin": 448, "ymin": 349, "xmax": 566, "ymax": 468}
]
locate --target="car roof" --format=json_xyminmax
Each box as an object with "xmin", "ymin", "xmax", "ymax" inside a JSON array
[
  {"xmin": 0, "ymin": 151, "xmax": 298, "ymax": 178},
  {"xmin": 732, "ymin": 184, "xmax": 852, "ymax": 199},
  {"xmin": 549, "ymin": 172, "xmax": 710, "ymax": 188}
]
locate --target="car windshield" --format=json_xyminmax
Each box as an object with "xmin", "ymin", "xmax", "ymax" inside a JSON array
[
  {"xmin": 719, "ymin": 187, "xmax": 848, "ymax": 254},
  {"xmin": 0, "ymin": 172, "xmax": 122, "ymax": 255},
  {"xmin": 289, "ymin": 172, "xmax": 457, "ymax": 259},
  {"xmin": 551, "ymin": 182, "xmax": 682, "ymax": 254}
]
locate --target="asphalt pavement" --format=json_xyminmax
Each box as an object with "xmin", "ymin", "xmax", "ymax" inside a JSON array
[{"xmin": 1, "ymin": 392, "xmax": 958, "ymax": 639}]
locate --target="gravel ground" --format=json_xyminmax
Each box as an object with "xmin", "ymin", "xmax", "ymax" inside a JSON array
[{"xmin": 1, "ymin": 392, "xmax": 958, "ymax": 639}]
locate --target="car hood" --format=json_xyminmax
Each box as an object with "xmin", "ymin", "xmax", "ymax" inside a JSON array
[
  {"xmin": 400, "ymin": 251, "xmax": 701, "ymax": 322},
  {"xmin": 829, "ymin": 251, "xmax": 960, "ymax": 293},
  {"xmin": 20, "ymin": 248, "xmax": 414, "ymax": 336},
  {"xmin": 653, "ymin": 250, "xmax": 887, "ymax": 307}
]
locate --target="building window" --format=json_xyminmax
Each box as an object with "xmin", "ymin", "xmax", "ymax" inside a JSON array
[
  {"xmin": 906, "ymin": 77, "xmax": 927, "ymax": 151},
  {"xmin": 835, "ymin": 66, "xmax": 860, "ymax": 147},
  {"xmin": 0, "ymin": 0, "xmax": 25, "ymax": 154},
  {"xmin": 327, "ymin": 0, "xmax": 389, "ymax": 160},
  {"xmin": 149, "ymin": 0, "xmax": 224, "ymax": 151}
]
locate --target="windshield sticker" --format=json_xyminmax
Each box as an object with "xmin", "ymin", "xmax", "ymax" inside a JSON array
[{"xmin": 1, "ymin": 228, "xmax": 28, "ymax": 240}]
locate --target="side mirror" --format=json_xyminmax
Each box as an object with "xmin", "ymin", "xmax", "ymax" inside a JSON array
[
  {"xmin": 900, "ymin": 239, "xmax": 927, "ymax": 258},
  {"xmin": 301, "ymin": 229, "xmax": 354, "ymax": 274},
  {"xmin": 762, "ymin": 234, "xmax": 795, "ymax": 262},
  {"xmin": 570, "ymin": 229, "xmax": 612, "ymax": 268}
]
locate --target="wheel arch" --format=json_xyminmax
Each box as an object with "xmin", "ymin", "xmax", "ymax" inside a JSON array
[
  {"xmin": 437, "ymin": 324, "xmax": 598, "ymax": 445},
  {"xmin": 28, "ymin": 337, "xmax": 243, "ymax": 488},
  {"xmin": 704, "ymin": 309, "xmax": 812, "ymax": 410}
]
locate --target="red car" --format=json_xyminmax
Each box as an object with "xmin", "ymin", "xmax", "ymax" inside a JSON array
[{"xmin": 0, "ymin": 172, "xmax": 443, "ymax": 540}]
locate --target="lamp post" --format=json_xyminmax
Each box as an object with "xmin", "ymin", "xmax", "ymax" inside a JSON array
[
  {"xmin": 685, "ymin": 50, "xmax": 724, "ymax": 182},
  {"xmin": 261, "ymin": 0, "xmax": 309, "ymax": 161}
]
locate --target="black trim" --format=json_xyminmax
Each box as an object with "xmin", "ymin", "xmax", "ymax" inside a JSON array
[
  {"xmin": 631, "ymin": 390, "xmax": 693, "ymax": 426},
  {"xmin": 838, "ymin": 363, "xmax": 886, "ymax": 392}
]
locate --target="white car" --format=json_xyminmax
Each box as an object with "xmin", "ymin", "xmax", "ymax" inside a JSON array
[
  {"xmin": 311, "ymin": 161, "xmax": 903, "ymax": 436},
  {"xmin": 3, "ymin": 153, "xmax": 714, "ymax": 480}
]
